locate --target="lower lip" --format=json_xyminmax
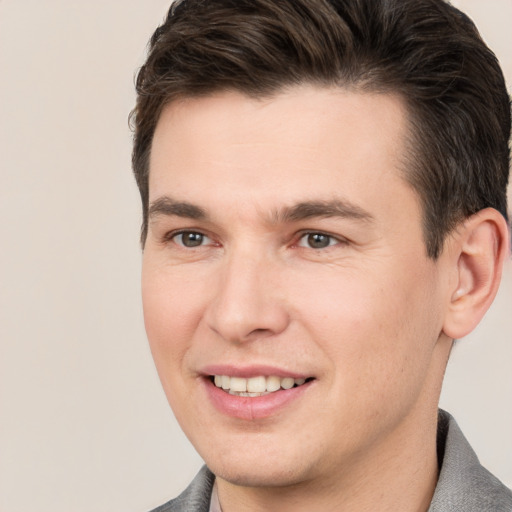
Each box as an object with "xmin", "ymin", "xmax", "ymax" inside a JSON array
[{"xmin": 203, "ymin": 378, "xmax": 313, "ymax": 420}]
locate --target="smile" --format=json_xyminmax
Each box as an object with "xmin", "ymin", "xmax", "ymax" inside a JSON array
[
  {"xmin": 212, "ymin": 375, "xmax": 311, "ymax": 397},
  {"xmin": 204, "ymin": 372, "xmax": 316, "ymax": 420}
]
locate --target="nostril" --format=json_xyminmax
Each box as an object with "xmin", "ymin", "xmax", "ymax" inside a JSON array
[{"xmin": 248, "ymin": 328, "xmax": 272, "ymax": 337}]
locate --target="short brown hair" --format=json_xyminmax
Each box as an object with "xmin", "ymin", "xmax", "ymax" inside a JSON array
[{"xmin": 131, "ymin": 0, "xmax": 510, "ymax": 258}]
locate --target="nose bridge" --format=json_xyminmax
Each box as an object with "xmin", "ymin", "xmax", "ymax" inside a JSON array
[{"xmin": 206, "ymin": 242, "xmax": 289, "ymax": 343}]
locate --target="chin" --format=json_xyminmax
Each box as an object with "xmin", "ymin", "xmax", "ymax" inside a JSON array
[
  {"xmin": 201, "ymin": 444, "xmax": 315, "ymax": 489},
  {"xmin": 211, "ymin": 462, "xmax": 309, "ymax": 488}
]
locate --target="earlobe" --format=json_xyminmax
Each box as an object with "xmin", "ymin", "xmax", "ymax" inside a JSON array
[{"xmin": 442, "ymin": 208, "xmax": 510, "ymax": 340}]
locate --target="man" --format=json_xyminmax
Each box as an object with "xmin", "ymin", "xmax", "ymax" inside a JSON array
[{"xmin": 131, "ymin": 0, "xmax": 512, "ymax": 510}]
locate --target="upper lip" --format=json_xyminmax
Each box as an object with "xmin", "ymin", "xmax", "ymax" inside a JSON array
[{"xmin": 199, "ymin": 364, "xmax": 312, "ymax": 379}]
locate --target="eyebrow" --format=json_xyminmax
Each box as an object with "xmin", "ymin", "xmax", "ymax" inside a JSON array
[
  {"xmin": 148, "ymin": 196, "xmax": 208, "ymax": 221},
  {"xmin": 273, "ymin": 199, "xmax": 374, "ymax": 224},
  {"xmin": 148, "ymin": 196, "xmax": 374, "ymax": 224}
]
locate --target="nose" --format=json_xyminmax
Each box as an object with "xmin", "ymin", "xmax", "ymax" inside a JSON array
[{"xmin": 205, "ymin": 249, "xmax": 290, "ymax": 343}]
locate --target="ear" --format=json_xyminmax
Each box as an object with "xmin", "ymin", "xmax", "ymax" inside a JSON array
[{"xmin": 442, "ymin": 208, "xmax": 510, "ymax": 340}]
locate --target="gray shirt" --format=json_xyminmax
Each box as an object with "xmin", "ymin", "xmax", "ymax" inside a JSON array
[{"xmin": 150, "ymin": 410, "xmax": 512, "ymax": 511}]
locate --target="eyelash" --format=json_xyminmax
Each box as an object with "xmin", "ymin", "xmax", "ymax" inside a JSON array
[
  {"xmin": 165, "ymin": 229, "xmax": 346, "ymax": 251},
  {"xmin": 166, "ymin": 230, "xmax": 214, "ymax": 248},
  {"xmin": 296, "ymin": 232, "xmax": 345, "ymax": 249}
]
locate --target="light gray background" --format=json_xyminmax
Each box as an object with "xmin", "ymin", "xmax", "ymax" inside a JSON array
[{"xmin": 0, "ymin": 1, "xmax": 510, "ymax": 511}]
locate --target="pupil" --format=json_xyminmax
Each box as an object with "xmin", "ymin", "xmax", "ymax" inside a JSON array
[
  {"xmin": 183, "ymin": 232, "xmax": 203, "ymax": 247},
  {"xmin": 308, "ymin": 233, "xmax": 330, "ymax": 248}
]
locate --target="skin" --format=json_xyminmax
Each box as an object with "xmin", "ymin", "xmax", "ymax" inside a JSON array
[{"xmin": 142, "ymin": 86, "xmax": 508, "ymax": 511}]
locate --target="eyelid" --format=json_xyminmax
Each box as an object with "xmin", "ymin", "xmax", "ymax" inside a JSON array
[
  {"xmin": 164, "ymin": 229, "xmax": 215, "ymax": 247},
  {"xmin": 160, "ymin": 228, "xmax": 347, "ymax": 249},
  {"xmin": 295, "ymin": 230, "xmax": 348, "ymax": 248}
]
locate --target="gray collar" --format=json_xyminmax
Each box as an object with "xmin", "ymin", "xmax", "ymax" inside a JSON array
[
  {"xmin": 428, "ymin": 410, "xmax": 512, "ymax": 511},
  {"xmin": 151, "ymin": 410, "xmax": 512, "ymax": 511}
]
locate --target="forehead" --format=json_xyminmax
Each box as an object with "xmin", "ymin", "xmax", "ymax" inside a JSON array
[
  {"xmin": 151, "ymin": 86, "xmax": 408, "ymax": 161},
  {"xmin": 149, "ymin": 86, "xmax": 418, "ymax": 223}
]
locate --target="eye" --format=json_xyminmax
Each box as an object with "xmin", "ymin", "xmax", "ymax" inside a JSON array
[
  {"xmin": 297, "ymin": 232, "xmax": 340, "ymax": 249},
  {"xmin": 172, "ymin": 231, "xmax": 212, "ymax": 248}
]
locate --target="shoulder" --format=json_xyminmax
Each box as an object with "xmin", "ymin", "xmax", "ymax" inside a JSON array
[
  {"xmin": 429, "ymin": 410, "xmax": 512, "ymax": 512},
  {"xmin": 149, "ymin": 466, "xmax": 215, "ymax": 512}
]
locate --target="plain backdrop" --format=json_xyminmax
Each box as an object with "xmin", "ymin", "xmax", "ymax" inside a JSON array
[{"xmin": 0, "ymin": 1, "xmax": 511, "ymax": 511}]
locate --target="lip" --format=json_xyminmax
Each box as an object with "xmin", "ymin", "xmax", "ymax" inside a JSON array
[
  {"xmin": 200, "ymin": 364, "xmax": 310, "ymax": 379},
  {"xmin": 199, "ymin": 365, "xmax": 315, "ymax": 421}
]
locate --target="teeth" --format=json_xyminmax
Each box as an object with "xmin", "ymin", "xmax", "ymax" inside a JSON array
[
  {"xmin": 281, "ymin": 377, "xmax": 294, "ymax": 390},
  {"xmin": 266, "ymin": 375, "xmax": 281, "ymax": 392},
  {"xmin": 247, "ymin": 376, "xmax": 266, "ymax": 393},
  {"xmin": 230, "ymin": 377, "xmax": 247, "ymax": 392},
  {"xmin": 212, "ymin": 375, "xmax": 310, "ymax": 395}
]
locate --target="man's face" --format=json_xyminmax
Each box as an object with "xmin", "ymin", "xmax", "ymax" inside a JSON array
[{"xmin": 143, "ymin": 87, "xmax": 453, "ymax": 488}]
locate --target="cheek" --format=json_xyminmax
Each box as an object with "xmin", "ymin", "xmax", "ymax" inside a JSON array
[
  {"xmin": 141, "ymin": 264, "xmax": 205, "ymax": 379},
  {"xmin": 289, "ymin": 264, "xmax": 440, "ymax": 389},
  {"xmin": 287, "ymin": 268, "xmax": 388, "ymax": 345}
]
